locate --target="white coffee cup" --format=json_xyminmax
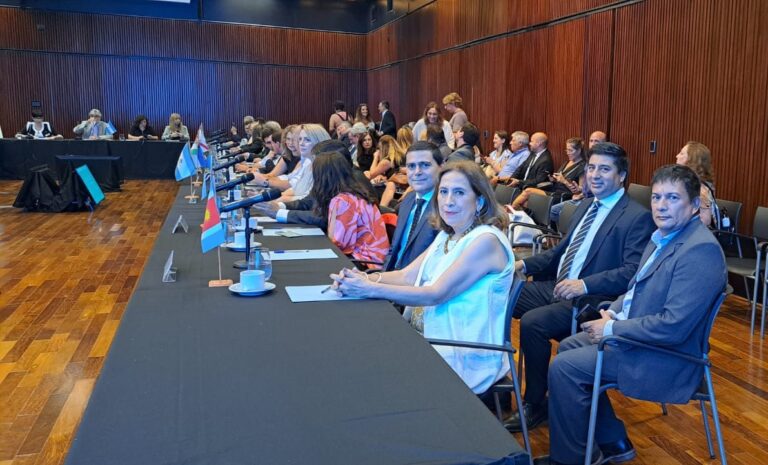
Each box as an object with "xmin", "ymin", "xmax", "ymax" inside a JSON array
[
  {"xmin": 240, "ymin": 269, "xmax": 265, "ymax": 291},
  {"xmin": 233, "ymin": 189, "xmax": 242, "ymax": 201}
]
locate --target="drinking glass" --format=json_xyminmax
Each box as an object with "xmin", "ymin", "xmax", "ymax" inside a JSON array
[{"xmin": 248, "ymin": 247, "xmax": 272, "ymax": 281}]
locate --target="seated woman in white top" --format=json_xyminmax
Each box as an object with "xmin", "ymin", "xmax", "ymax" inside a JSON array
[
  {"xmin": 16, "ymin": 111, "xmax": 63, "ymax": 140},
  {"xmin": 161, "ymin": 113, "xmax": 190, "ymax": 141},
  {"xmin": 250, "ymin": 123, "xmax": 330, "ymax": 202},
  {"xmin": 330, "ymin": 161, "xmax": 516, "ymax": 396},
  {"xmin": 411, "ymin": 102, "xmax": 456, "ymax": 149}
]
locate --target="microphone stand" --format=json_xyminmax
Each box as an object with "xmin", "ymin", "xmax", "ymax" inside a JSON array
[{"xmin": 233, "ymin": 206, "xmax": 253, "ymax": 270}]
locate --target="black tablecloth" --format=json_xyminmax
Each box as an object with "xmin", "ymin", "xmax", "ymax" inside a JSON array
[
  {"xmin": 64, "ymin": 188, "xmax": 528, "ymax": 465},
  {"xmin": 55, "ymin": 155, "xmax": 122, "ymax": 191},
  {"xmin": 0, "ymin": 139, "xmax": 183, "ymax": 180}
]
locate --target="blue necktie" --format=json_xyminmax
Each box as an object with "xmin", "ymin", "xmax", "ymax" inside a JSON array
[
  {"xmin": 395, "ymin": 198, "xmax": 426, "ymax": 268},
  {"xmin": 557, "ymin": 201, "xmax": 600, "ymax": 283}
]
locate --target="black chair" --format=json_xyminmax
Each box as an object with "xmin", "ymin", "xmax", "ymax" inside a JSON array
[
  {"xmin": 494, "ymin": 184, "xmax": 518, "ymax": 205},
  {"xmin": 535, "ymin": 200, "xmax": 580, "ymax": 251},
  {"xmin": 715, "ymin": 198, "xmax": 743, "ymax": 234},
  {"xmin": 627, "ymin": 183, "xmax": 651, "ymax": 210},
  {"xmin": 426, "ymin": 273, "xmax": 532, "ymax": 460},
  {"xmin": 714, "ymin": 206, "xmax": 768, "ymax": 337},
  {"xmin": 508, "ymin": 193, "xmax": 555, "ymax": 257},
  {"xmin": 583, "ymin": 292, "xmax": 728, "ymax": 465}
]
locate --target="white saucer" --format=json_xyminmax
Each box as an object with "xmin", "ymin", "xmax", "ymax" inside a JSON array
[
  {"xmin": 229, "ymin": 281, "xmax": 276, "ymax": 296},
  {"xmin": 223, "ymin": 241, "xmax": 262, "ymax": 252}
]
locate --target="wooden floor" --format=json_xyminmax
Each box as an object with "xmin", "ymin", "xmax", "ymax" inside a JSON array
[{"xmin": 0, "ymin": 179, "xmax": 766, "ymax": 465}]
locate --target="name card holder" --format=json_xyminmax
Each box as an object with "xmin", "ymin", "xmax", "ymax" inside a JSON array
[
  {"xmin": 172, "ymin": 214, "xmax": 189, "ymax": 234},
  {"xmin": 162, "ymin": 250, "xmax": 177, "ymax": 283}
]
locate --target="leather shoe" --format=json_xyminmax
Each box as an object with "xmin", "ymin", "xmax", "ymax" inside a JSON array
[
  {"xmin": 533, "ymin": 451, "xmax": 603, "ymax": 465},
  {"xmin": 504, "ymin": 402, "xmax": 547, "ymax": 433},
  {"xmin": 599, "ymin": 437, "xmax": 636, "ymax": 464}
]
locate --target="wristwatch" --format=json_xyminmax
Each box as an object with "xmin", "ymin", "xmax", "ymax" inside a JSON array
[{"xmin": 262, "ymin": 179, "xmax": 269, "ymax": 188}]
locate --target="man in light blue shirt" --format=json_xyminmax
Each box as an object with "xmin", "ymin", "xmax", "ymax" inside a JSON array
[
  {"xmin": 504, "ymin": 143, "xmax": 654, "ymax": 435},
  {"xmin": 495, "ymin": 131, "xmax": 531, "ymax": 183},
  {"xmin": 541, "ymin": 164, "xmax": 727, "ymax": 465}
]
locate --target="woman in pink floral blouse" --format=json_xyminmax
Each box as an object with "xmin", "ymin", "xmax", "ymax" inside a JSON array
[{"xmin": 311, "ymin": 152, "xmax": 390, "ymax": 267}]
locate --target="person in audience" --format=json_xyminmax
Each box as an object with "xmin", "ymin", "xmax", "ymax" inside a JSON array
[
  {"xmin": 253, "ymin": 140, "xmax": 376, "ymax": 228},
  {"xmin": 448, "ymin": 123, "xmax": 479, "ymax": 162},
  {"xmin": 482, "ymin": 130, "xmax": 512, "ymax": 178},
  {"xmin": 501, "ymin": 132, "xmax": 553, "ymax": 190},
  {"xmin": 336, "ymin": 120, "xmax": 352, "ymax": 146},
  {"xmin": 383, "ymin": 141, "xmax": 443, "ymax": 271},
  {"xmin": 540, "ymin": 164, "xmax": 726, "ymax": 465},
  {"xmin": 251, "ymin": 123, "xmax": 330, "ymax": 202},
  {"xmin": 222, "ymin": 115, "xmax": 255, "ymax": 148},
  {"xmin": 676, "ymin": 141, "xmax": 716, "ymax": 227},
  {"xmin": 412, "ymin": 102, "xmax": 455, "ymax": 148},
  {"xmin": 329, "ymin": 161, "xmax": 515, "ymax": 402},
  {"xmin": 442, "ymin": 92, "xmax": 468, "ymax": 136},
  {"xmin": 367, "ymin": 135, "xmax": 404, "ymax": 182},
  {"xmin": 328, "ymin": 100, "xmax": 351, "ymax": 138},
  {"xmin": 266, "ymin": 124, "xmax": 301, "ymax": 178},
  {"xmin": 73, "ymin": 109, "xmax": 111, "ymax": 140},
  {"xmin": 16, "ymin": 110, "xmax": 62, "ymax": 139},
  {"xmin": 378, "ymin": 100, "xmax": 397, "ymax": 137},
  {"xmin": 426, "ymin": 123, "xmax": 454, "ymax": 160},
  {"xmin": 493, "ymin": 131, "xmax": 531, "ymax": 186},
  {"xmin": 550, "ymin": 131, "xmax": 608, "ymax": 221},
  {"xmin": 127, "ymin": 115, "xmax": 158, "ymax": 141},
  {"xmin": 348, "ymin": 122, "xmax": 368, "ymax": 164},
  {"xmin": 510, "ymin": 137, "xmax": 586, "ymax": 210},
  {"xmin": 504, "ymin": 142, "xmax": 655, "ymax": 434},
  {"xmin": 355, "ymin": 103, "xmax": 375, "ymax": 130},
  {"xmin": 231, "ymin": 121, "xmax": 267, "ymax": 160},
  {"xmin": 378, "ymin": 126, "xmax": 414, "ymax": 207},
  {"xmin": 161, "ymin": 113, "xmax": 190, "ymax": 141},
  {"xmin": 253, "ymin": 124, "xmax": 283, "ymax": 174},
  {"xmin": 356, "ymin": 129, "xmax": 379, "ymax": 172},
  {"xmin": 311, "ymin": 151, "xmax": 389, "ymax": 267}
]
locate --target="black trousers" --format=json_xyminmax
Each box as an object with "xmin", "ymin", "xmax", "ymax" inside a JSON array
[{"xmin": 514, "ymin": 280, "xmax": 574, "ymax": 405}]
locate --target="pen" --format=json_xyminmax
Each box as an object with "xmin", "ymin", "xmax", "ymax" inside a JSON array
[
  {"xmin": 321, "ymin": 285, "xmax": 333, "ymax": 294},
  {"xmin": 274, "ymin": 249, "xmax": 312, "ymax": 253}
]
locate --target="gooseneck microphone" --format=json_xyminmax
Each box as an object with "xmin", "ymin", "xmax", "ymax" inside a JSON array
[
  {"xmin": 213, "ymin": 155, "xmax": 246, "ymax": 171},
  {"xmin": 219, "ymin": 188, "xmax": 282, "ymax": 213},
  {"xmin": 216, "ymin": 173, "xmax": 255, "ymax": 192}
]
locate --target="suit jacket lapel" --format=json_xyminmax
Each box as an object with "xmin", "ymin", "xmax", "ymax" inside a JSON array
[
  {"xmin": 581, "ymin": 194, "xmax": 629, "ymax": 270},
  {"xmin": 389, "ymin": 194, "xmax": 414, "ymax": 258},
  {"xmin": 403, "ymin": 200, "xmax": 431, "ymax": 252}
]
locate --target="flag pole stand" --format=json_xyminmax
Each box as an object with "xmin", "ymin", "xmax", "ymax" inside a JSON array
[
  {"xmin": 209, "ymin": 246, "xmax": 233, "ymax": 287},
  {"xmin": 192, "ymin": 169, "xmax": 202, "ymax": 187},
  {"xmin": 185, "ymin": 177, "xmax": 199, "ymax": 203}
]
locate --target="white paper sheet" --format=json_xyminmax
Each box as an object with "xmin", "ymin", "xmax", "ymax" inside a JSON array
[
  {"xmin": 268, "ymin": 248, "xmax": 338, "ymax": 261},
  {"xmin": 262, "ymin": 228, "xmax": 326, "ymax": 237},
  {"xmin": 285, "ymin": 285, "xmax": 364, "ymax": 302},
  {"xmin": 253, "ymin": 216, "xmax": 277, "ymax": 223}
]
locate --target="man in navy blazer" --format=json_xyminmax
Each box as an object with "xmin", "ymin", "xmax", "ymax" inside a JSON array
[
  {"xmin": 505, "ymin": 142, "xmax": 655, "ymax": 433},
  {"xmin": 377, "ymin": 100, "xmax": 397, "ymax": 138},
  {"xmin": 383, "ymin": 141, "xmax": 443, "ymax": 271},
  {"xmin": 537, "ymin": 165, "xmax": 727, "ymax": 465}
]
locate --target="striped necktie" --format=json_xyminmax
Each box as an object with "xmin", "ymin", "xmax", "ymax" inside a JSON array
[{"xmin": 556, "ymin": 200, "xmax": 601, "ymax": 283}]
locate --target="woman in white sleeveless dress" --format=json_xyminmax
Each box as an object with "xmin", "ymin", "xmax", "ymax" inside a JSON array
[{"xmin": 331, "ymin": 161, "xmax": 517, "ymax": 396}]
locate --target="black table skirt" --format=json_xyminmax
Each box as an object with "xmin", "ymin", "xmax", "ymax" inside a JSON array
[
  {"xmin": 64, "ymin": 187, "xmax": 528, "ymax": 465},
  {"xmin": 0, "ymin": 139, "xmax": 184, "ymax": 180}
]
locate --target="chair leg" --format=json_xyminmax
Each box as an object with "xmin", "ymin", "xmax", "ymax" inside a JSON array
[
  {"xmin": 661, "ymin": 402, "xmax": 668, "ymax": 415},
  {"xmin": 761, "ymin": 273, "xmax": 767, "ymax": 339},
  {"xmin": 751, "ymin": 253, "xmax": 762, "ymax": 335},
  {"xmin": 584, "ymin": 351, "xmax": 604, "ymax": 465},
  {"xmin": 517, "ymin": 350, "xmax": 524, "ymax": 385},
  {"xmin": 747, "ymin": 275, "xmax": 756, "ymax": 334},
  {"xmin": 493, "ymin": 392, "xmax": 503, "ymax": 422},
  {"xmin": 705, "ymin": 366, "xmax": 728, "ymax": 465},
  {"xmin": 508, "ymin": 359, "xmax": 533, "ymax": 464},
  {"xmin": 699, "ymin": 399, "xmax": 715, "ymax": 459}
]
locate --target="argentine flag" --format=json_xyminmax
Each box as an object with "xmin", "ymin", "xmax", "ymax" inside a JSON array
[{"xmin": 175, "ymin": 143, "xmax": 195, "ymax": 181}]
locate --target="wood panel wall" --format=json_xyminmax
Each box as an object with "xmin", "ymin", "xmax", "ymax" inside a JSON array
[
  {"xmin": 366, "ymin": 0, "xmax": 768, "ymax": 231},
  {"xmin": 0, "ymin": 7, "xmax": 367, "ymax": 138}
]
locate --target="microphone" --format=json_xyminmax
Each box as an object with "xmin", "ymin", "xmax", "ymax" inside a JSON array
[
  {"xmin": 219, "ymin": 189, "xmax": 282, "ymax": 213},
  {"xmin": 219, "ymin": 150, "xmax": 243, "ymax": 159},
  {"xmin": 216, "ymin": 173, "xmax": 255, "ymax": 192},
  {"xmin": 213, "ymin": 155, "xmax": 246, "ymax": 171}
]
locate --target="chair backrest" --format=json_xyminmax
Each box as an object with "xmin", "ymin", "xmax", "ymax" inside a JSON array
[
  {"xmin": 753, "ymin": 206, "xmax": 768, "ymax": 240},
  {"xmin": 715, "ymin": 198, "xmax": 743, "ymax": 233},
  {"xmin": 557, "ymin": 201, "xmax": 579, "ymax": 235},
  {"xmin": 494, "ymin": 184, "xmax": 517, "ymax": 205},
  {"xmin": 381, "ymin": 212, "xmax": 398, "ymax": 243},
  {"xmin": 503, "ymin": 271, "xmax": 527, "ymax": 346},
  {"xmin": 702, "ymin": 292, "xmax": 727, "ymax": 355},
  {"xmin": 627, "ymin": 183, "xmax": 651, "ymax": 210},
  {"xmin": 527, "ymin": 193, "xmax": 553, "ymax": 226}
]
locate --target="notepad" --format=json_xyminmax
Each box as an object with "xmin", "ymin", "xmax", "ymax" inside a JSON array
[
  {"xmin": 262, "ymin": 228, "xmax": 325, "ymax": 237},
  {"xmin": 268, "ymin": 249, "xmax": 337, "ymax": 261},
  {"xmin": 285, "ymin": 285, "xmax": 365, "ymax": 302}
]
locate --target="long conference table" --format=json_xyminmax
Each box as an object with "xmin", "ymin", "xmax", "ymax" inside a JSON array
[
  {"xmin": 64, "ymin": 187, "xmax": 529, "ymax": 465},
  {"xmin": 0, "ymin": 139, "xmax": 183, "ymax": 180}
]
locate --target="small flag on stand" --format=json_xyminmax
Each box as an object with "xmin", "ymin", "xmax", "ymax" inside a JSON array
[
  {"xmin": 175, "ymin": 143, "xmax": 195, "ymax": 181},
  {"xmin": 105, "ymin": 121, "xmax": 117, "ymax": 135},
  {"xmin": 201, "ymin": 175, "xmax": 225, "ymax": 253}
]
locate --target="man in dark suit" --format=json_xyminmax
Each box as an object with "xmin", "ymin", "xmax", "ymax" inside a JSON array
[
  {"xmin": 536, "ymin": 164, "xmax": 727, "ymax": 465},
  {"xmin": 507, "ymin": 132, "xmax": 554, "ymax": 190},
  {"xmin": 384, "ymin": 141, "xmax": 443, "ymax": 271},
  {"xmin": 377, "ymin": 100, "xmax": 397, "ymax": 138},
  {"xmin": 505, "ymin": 142, "xmax": 655, "ymax": 433}
]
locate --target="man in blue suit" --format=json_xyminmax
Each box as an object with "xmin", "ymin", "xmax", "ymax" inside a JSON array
[
  {"xmin": 506, "ymin": 143, "xmax": 655, "ymax": 433},
  {"xmin": 536, "ymin": 164, "xmax": 727, "ymax": 465},
  {"xmin": 384, "ymin": 141, "xmax": 443, "ymax": 271}
]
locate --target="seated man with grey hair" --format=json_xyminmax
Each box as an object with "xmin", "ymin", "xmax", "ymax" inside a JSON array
[
  {"xmin": 493, "ymin": 130, "xmax": 531, "ymax": 185},
  {"xmin": 73, "ymin": 109, "xmax": 112, "ymax": 140},
  {"xmin": 348, "ymin": 122, "xmax": 368, "ymax": 166}
]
